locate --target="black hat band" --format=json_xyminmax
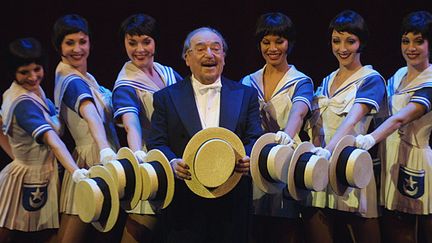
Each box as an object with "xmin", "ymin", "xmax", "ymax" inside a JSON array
[
  {"xmin": 148, "ymin": 161, "xmax": 167, "ymax": 201},
  {"xmin": 258, "ymin": 143, "xmax": 279, "ymax": 183},
  {"xmin": 118, "ymin": 158, "xmax": 136, "ymax": 201},
  {"xmin": 336, "ymin": 146, "xmax": 356, "ymax": 186},
  {"xmin": 93, "ymin": 177, "xmax": 112, "ymax": 224},
  {"xmin": 294, "ymin": 152, "xmax": 314, "ymax": 190}
]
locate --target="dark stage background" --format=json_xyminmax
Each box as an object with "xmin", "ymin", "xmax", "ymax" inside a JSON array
[{"xmin": 0, "ymin": 0, "xmax": 431, "ymax": 164}]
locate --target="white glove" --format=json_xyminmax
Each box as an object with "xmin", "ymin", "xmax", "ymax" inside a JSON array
[
  {"xmin": 312, "ymin": 147, "xmax": 331, "ymax": 160},
  {"xmin": 72, "ymin": 168, "xmax": 89, "ymax": 183},
  {"xmin": 275, "ymin": 131, "xmax": 294, "ymax": 147},
  {"xmin": 134, "ymin": 150, "xmax": 147, "ymax": 163},
  {"xmin": 355, "ymin": 134, "xmax": 376, "ymax": 150},
  {"xmin": 99, "ymin": 148, "xmax": 117, "ymax": 165}
]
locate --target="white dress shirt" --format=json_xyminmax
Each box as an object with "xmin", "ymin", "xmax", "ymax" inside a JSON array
[{"xmin": 191, "ymin": 75, "xmax": 222, "ymax": 129}]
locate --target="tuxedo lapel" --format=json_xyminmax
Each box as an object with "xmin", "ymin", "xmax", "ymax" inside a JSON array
[
  {"xmin": 220, "ymin": 78, "xmax": 243, "ymax": 131},
  {"xmin": 169, "ymin": 77, "xmax": 202, "ymax": 137}
]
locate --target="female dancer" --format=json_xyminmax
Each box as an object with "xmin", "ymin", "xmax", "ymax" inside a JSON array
[
  {"xmin": 356, "ymin": 11, "xmax": 432, "ymax": 243},
  {"xmin": 112, "ymin": 13, "xmax": 181, "ymax": 242},
  {"xmin": 304, "ymin": 10, "xmax": 386, "ymax": 243},
  {"xmin": 52, "ymin": 14, "xmax": 120, "ymax": 242},
  {"xmin": 242, "ymin": 12, "xmax": 313, "ymax": 243},
  {"xmin": 0, "ymin": 38, "xmax": 87, "ymax": 243}
]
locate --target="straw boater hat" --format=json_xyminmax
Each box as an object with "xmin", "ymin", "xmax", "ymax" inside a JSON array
[
  {"xmin": 183, "ymin": 127, "xmax": 245, "ymax": 198},
  {"xmin": 74, "ymin": 165, "xmax": 120, "ymax": 232},
  {"xmin": 250, "ymin": 133, "xmax": 295, "ymax": 194},
  {"xmin": 287, "ymin": 142, "xmax": 329, "ymax": 200},
  {"xmin": 329, "ymin": 135, "xmax": 373, "ymax": 196},
  {"xmin": 104, "ymin": 147, "xmax": 142, "ymax": 210},
  {"xmin": 139, "ymin": 149, "xmax": 175, "ymax": 209}
]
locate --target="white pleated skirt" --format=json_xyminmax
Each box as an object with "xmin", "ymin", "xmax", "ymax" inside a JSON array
[{"xmin": 0, "ymin": 159, "xmax": 59, "ymax": 231}]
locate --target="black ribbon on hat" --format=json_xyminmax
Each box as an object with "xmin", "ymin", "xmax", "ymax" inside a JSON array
[
  {"xmin": 148, "ymin": 161, "xmax": 168, "ymax": 201},
  {"xmin": 336, "ymin": 146, "xmax": 356, "ymax": 186},
  {"xmin": 118, "ymin": 158, "xmax": 136, "ymax": 201},
  {"xmin": 294, "ymin": 152, "xmax": 315, "ymax": 190},
  {"xmin": 258, "ymin": 143, "xmax": 279, "ymax": 183},
  {"xmin": 93, "ymin": 177, "xmax": 112, "ymax": 224}
]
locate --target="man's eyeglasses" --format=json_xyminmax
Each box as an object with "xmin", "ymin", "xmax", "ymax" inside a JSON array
[{"xmin": 187, "ymin": 43, "xmax": 223, "ymax": 56}]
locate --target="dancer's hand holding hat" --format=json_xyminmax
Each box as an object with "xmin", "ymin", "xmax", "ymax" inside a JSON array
[
  {"xmin": 312, "ymin": 147, "xmax": 331, "ymax": 160},
  {"xmin": 275, "ymin": 131, "xmax": 294, "ymax": 147},
  {"xmin": 72, "ymin": 168, "xmax": 89, "ymax": 183},
  {"xmin": 99, "ymin": 147, "xmax": 117, "ymax": 165},
  {"xmin": 133, "ymin": 150, "xmax": 147, "ymax": 163},
  {"xmin": 355, "ymin": 134, "xmax": 376, "ymax": 150}
]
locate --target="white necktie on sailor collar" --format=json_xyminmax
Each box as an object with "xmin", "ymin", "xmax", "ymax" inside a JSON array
[{"xmin": 197, "ymin": 82, "xmax": 222, "ymax": 95}]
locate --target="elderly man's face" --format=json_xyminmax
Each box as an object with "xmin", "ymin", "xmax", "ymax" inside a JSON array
[{"xmin": 185, "ymin": 30, "xmax": 225, "ymax": 84}]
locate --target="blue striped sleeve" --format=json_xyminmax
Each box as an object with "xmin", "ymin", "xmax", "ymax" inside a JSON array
[
  {"xmin": 63, "ymin": 78, "xmax": 93, "ymax": 114},
  {"xmin": 292, "ymin": 78, "xmax": 313, "ymax": 110},
  {"xmin": 112, "ymin": 85, "xmax": 140, "ymax": 119},
  {"xmin": 355, "ymin": 75, "xmax": 386, "ymax": 111},
  {"xmin": 410, "ymin": 87, "xmax": 432, "ymax": 112},
  {"xmin": 15, "ymin": 100, "xmax": 52, "ymax": 144}
]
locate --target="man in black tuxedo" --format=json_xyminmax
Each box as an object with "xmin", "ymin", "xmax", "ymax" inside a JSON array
[{"xmin": 148, "ymin": 27, "xmax": 262, "ymax": 243}]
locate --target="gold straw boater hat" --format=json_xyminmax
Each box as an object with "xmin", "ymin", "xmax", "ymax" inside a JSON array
[
  {"xmin": 139, "ymin": 149, "xmax": 175, "ymax": 209},
  {"xmin": 183, "ymin": 127, "xmax": 245, "ymax": 198},
  {"xmin": 287, "ymin": 142, "xmax": 329, "ymax": 200},
  {"xmin": 329, "ymin": 135, "xmax": 373, "ymax": 196},
  {"xmin": 104, "ymin": 147, "xmax": 142, "ymax": 210},
  {"xmin": 74, "ymin": 165, "xmax": 120, "ymax": 232},
  {"xmin": 250, "ymin": 133, "xmax": 295, "ymax": 194}
]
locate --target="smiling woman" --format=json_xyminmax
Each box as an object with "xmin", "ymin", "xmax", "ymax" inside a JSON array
[
  {"xmin": 355, "ymin": 11, "xmax": 432, "ymax": 243},
  {"xmin": 260, "ymin": 35, "xmax": 289, "ymax": 69},
  {"xmin": 60, "ymin": 32, "xmax": 90, "ymax": 74},
  {"xmin": 303, "ymin": 10, "xmax": 386, "ymax": 243},
  {"xmin": 241, "ymin": 12, "xmax": 313, "ymax": 243},
  {"xmin": 111, "ymin": 13, "xmax": 182, "ymax": 243},
  {"xmin": 124, "ymin": 34, "xmax": 155, "ymax": 68},
  {"xmin": 14, "ymin": 63, "xmax": 44, "ymax": 93},
  {"xmin": 331, "ymin": 31, "xmax": 361, "ymax": 72},
  {"xmin": 401, "ymin": 32, "xmax": 430, "ymax": 71},
  {"xmin": 0, "ymin": 37, "xmax": 82, "ymax": 243},
  {"xmin": 52, "ymin": 14, "xmax": 121, "ymax": 243}
]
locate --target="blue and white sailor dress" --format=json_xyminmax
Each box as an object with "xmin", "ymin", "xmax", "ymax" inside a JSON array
[
  {"xmin": 112, "ymin": 61, "xmax": 180, "ymax": 214},
  {"xmin": 381, "ymin": 65, "xmax": 432, "ymax": 215},
  {"xmin": 0, "ymin": 82, "xmax": 61, "ymax": 231},
  {"xmin": 54, "ymin": 62, "xmax": 119, "ymax": 215},
  {"xmin": 305, "ymin": 65, "xmax": 386, "ymax": 218},
  {"xmin": 242, "ymin": 65, "xmax": 313, "ymax": 218}
]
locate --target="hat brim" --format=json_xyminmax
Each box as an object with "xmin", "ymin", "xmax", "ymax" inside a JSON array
[
  {"xmin": 184, "ymin": 127, "xmax": 245, "ymax": 198},
  {"xmin": 142, "ymin": 149, "xmax": 175, "ymax": 209},
  {"xmin": 75, "ymin": 165, "xmax": 120, "ymax": 232},
  {"xmin": 329, "ymin": 135, "xmax": 355, "ymax": 196},
  {"xmin": 287, "ymin": 142, "xmax": 315, "ymax": 200},
  {"xmin": 250, "ymin": 133, "xmax": 293, "ymax": 194}
]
